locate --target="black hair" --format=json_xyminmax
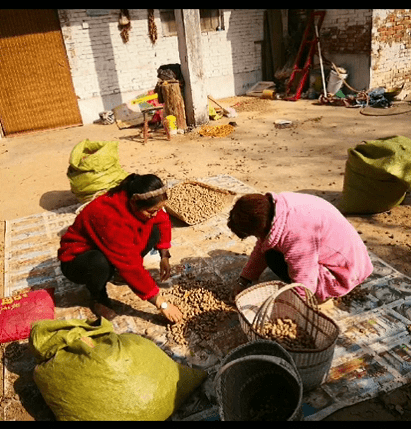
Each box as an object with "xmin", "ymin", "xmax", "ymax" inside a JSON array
[{"xmin": 107, "ymin": 173, "xmax": 167, "ymax": 209}]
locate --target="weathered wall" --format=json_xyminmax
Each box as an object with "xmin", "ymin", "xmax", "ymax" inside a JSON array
[
  {"xmin": 57, "ymin": 9, "xmax": 265, "ymax": 124},
  {"xmin": 202, "ymin": 9, "xmax": 265, "ymax": 98},
  {"xmin": 371, "ymin": 9, "xmax": 411, "ymax": 90},
  {"xmin": 318, "ymin": 9, "xmax": 372, "ymax": 92},
  {"xmin": 58, "ymin": 9, "xmax": 180, "ymax": 124}
]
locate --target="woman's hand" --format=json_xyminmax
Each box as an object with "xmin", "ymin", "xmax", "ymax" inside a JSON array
[
  {"xmin": 149, "ymin": 293, "xmax": 183, "ymax": 324},
  {"xmin": 230, "ymin": 276, "xmax": 252, "ymax": 302},
  {"xmin": 160, "ymin": 303, "xmax": 183, "ymax": 323},
  {"xmin": 160, "ymin": 257, "xmax": 171, "ymax": 282},
  {"xmin": 159, "ymin": 249, "xmax": 171, "ymax": 282}
]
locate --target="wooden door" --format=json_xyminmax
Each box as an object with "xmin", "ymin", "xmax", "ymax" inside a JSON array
[{"xmin": 0, "ymin": 9, "xmax": 82, "ymax": 136}]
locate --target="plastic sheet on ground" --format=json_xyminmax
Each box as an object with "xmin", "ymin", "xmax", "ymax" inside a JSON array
[{"xmin": 304, "ymin": 254, "xmax": 411, "ymax": 420}]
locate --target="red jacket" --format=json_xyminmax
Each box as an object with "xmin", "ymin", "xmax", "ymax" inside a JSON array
[{"xmin": 58, "ymin": 190, "xmax": 172, "ymax": 300}]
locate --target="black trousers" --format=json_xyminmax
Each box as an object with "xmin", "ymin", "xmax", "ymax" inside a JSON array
[
  {"xmin": 60, "ymin": 225, "xmax": 160, "ymax": 304},
  {"xmin": 265, "ymin": 249, "xmax": 292, "ymax": 284}
]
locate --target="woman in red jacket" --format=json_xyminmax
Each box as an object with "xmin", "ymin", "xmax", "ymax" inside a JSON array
[{"xmin": 58, "ymin": 173, "xmax": 182, "ymax": 323}]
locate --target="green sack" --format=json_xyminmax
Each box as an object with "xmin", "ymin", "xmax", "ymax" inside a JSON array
[
  {"xmin": 339, "ymin": 136, "xmax": 411, "ymax": 214},
  {"xmin": 67, "ymin": 139, "xmax": 128, "ymax": 203},
  {"xmin": 29, "ymin": 318, "xmax": 207, "ymax": 421}
]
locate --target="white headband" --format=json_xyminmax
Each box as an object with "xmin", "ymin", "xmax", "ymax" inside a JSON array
[{"xmin": 131, "ymin": 185, "xmax": 168, "ymax": 201}]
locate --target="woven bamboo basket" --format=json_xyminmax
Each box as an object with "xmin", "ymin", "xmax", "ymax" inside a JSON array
[
  {"xmin": 235, "ymin": 281, "xmax": 340, "ymax": 391},
  {"xmin": 165, "ymin": 180, "xmax": 236, "ymax": 225}
]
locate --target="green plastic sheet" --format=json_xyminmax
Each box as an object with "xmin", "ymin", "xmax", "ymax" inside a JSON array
[
  {"xmin": 67, "ymin": 139, "xmax": 128, "ymax": 203},
  {"xmin": 339, "ymin": 135, "xmax": 411, "ymax": 214},
  {"xmin": 30, "ymin": 318, "xmax": 207, "ymax": 421}
]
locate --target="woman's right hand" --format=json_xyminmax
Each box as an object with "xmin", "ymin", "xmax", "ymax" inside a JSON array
[
  {"xmin": 149, "ymin": 293, "xmax": 183, "ymax": 323},
  {"xmin": 160, "ymin": 303, "xmax": 183, "ymax": 323},
  {"xmin": 231, "ymin": 277, "xmax": 252, "ymax": 302}
]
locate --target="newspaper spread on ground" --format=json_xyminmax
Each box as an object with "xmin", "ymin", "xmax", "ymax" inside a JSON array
[
  {"xmin": 303, "ymin": 251, "xmax": 411, "ymax": 420},
  {"xmin": 4, "ymin": 174, "xmax": 411, "ymax": 421}
]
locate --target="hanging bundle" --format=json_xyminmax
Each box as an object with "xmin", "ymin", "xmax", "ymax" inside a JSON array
[
  {"xmin": 119, "ymin": 9, "xmax": 131, "ymax": 43},
  {"xmin": 148, "ymin": 9, "xmax": 157, "ymax": 44},
  {"xmin": 119, "ymin": 9, "xmax": 130, "ymax": 26}
]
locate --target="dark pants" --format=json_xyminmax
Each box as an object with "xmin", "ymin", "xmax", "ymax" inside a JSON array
[
  {"xmin": 265, "ymin": 249, "xmax": 292, "ymax": 284},
  {"xmin": 60, "ymin": 225, "xmax": 160, "ymax": 304}
]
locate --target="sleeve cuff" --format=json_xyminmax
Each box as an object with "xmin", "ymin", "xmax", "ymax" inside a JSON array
[{"xmin": 133, "ymin": 285, "xmax": 160, "ymax": 301}]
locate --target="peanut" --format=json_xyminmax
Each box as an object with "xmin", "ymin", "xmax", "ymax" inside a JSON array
[
  {"xmin": 256, "ymin": 317, "xmax": 316, "ymax": 350},
  {"xmin": 167, "ymin": 182, "xmax": 226, "ymax": 224},
  {"xmin": 334, "ymin": 287, "xmax": 368, "ymax": 307},
  {"xmin": 198, "ymin": 124, "xmax": 235, "ymax": 138},
  {"xmin": 162, "ymin": 275, "xmax": 236, "ymax": 345}
]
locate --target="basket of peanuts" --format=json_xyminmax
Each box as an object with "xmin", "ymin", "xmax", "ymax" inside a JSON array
[{"xmin": 235, "ymin": 281, "xmax": 340, "ymax": 391}]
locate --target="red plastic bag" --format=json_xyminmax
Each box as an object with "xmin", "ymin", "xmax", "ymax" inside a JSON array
[{"xmin": 0, "ymin": 288, "xmax": 55, "ymax": 343}]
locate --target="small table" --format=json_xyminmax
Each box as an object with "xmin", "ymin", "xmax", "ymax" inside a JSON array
[{"xmin": 142, "ymin": 106, "xmax": 171, "ymax": 144}]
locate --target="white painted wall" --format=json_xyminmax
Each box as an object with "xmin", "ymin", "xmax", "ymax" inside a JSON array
[{"xmin": 58, "ymin": 9, "xmax": 265, "ymax": 124}]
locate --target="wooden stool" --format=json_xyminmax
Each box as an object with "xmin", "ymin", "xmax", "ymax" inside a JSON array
[{"xmin": 142, "ymin": 106, "xmax": 171, "ymax": 144}]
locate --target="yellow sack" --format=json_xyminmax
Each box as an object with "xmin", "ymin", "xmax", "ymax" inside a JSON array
[
  {"xmin": 339, "ymin": 136, "xmax": 411, "ymax": 214},
  {"xmin": 67, "ymin": 139, "xmax": 128, "ymax": 203},
  {"xmin": 30, "ymin": 318, "xmax": 207, "ymax": 421}
]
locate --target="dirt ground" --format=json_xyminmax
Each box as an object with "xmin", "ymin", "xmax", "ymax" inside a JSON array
[{"xmin": 1, "ymin": 95, "xmax": 411, "ymax": 420}]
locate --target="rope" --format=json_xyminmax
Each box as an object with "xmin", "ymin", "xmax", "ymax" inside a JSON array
[
  {"xmin": 360, "ymin": 103, "xmax": 411, "ymax": 116},
  {"xmin": 317, "ymin": 55, "xmax": 370, "ymax": 107},
  {"xmin": 319, "ymin": 47, "xmax": 410, "ymax": 115},
  {"xmin": 330, "ymin": 61, "xmax": 362, "ymax": 93},
  {"xmin": 329, "ymin": 61, "xmax": 370, "ymax": 107}
]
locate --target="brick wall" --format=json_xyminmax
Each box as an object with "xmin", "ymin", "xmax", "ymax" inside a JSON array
[
  {"xmin": 57, "ymin": 9, "xmax": 265, "ymax": 122},
  {"xmin": 319, "ymin": 9, "xmax": 372, "ymax": 55},
  {"xmin": 371, "ymin": 9, "xmax": 411, "ymax": 89}
]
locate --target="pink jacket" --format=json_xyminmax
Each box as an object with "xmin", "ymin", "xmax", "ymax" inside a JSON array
[{"xmin": 241, "ymin": 192, "xmax": 373, "ymax": 301}]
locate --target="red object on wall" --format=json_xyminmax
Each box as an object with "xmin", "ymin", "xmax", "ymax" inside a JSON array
[{"xmin": 0, "ymin": 288, "xmax": 55, "ymax": 344}]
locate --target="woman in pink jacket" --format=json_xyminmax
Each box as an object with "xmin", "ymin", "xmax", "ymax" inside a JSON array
[{"xmin": 227, "ymin": 192, "xmax": 373, "ymax": 303}]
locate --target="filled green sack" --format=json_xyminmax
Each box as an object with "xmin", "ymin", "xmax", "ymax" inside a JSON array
[
  {"xmin": 339, "ymin": 136, "xmax": 411, "ymax": 214},
  {"xmin": 67, "ymin": 139, "xmax": 128, "ymax": 203},
  {"xmin": 29, "ymin": 318, "xmax": 207, "ymax": 421}
]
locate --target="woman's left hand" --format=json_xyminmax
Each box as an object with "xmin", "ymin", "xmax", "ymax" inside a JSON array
[{"xmin": 160, "ymin": 257, "xmax": 171, "ymax": 281}]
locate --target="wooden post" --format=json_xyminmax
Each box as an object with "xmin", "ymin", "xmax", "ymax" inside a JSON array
[
  {"xmin": 160, "ymin": 81, "xmax": 187, "ymax": 130},
  {"xmin": 174, "ymin": 9, "xmax": 208, "ymax": 127}
]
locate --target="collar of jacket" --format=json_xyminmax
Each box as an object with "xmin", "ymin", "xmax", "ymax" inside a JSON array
[{"xmin": 259, "ymin": 192, "xmax": 287, "ymax": 251}]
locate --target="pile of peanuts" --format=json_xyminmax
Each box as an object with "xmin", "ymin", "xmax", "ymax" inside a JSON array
[
  {"xmin": 162, "ymin": 274, "xmax": 236, "ymax": 345},
  {"xmin": 256, "ymin": 317, "xmax": 316, "ymax": 350},
  {"xmin": 334, "ymin": 287, "xmax": 368, "ymax": 307},
  {"xmin": 167, "ymin": 182, "xmax": 227, "ymax": 224}
]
